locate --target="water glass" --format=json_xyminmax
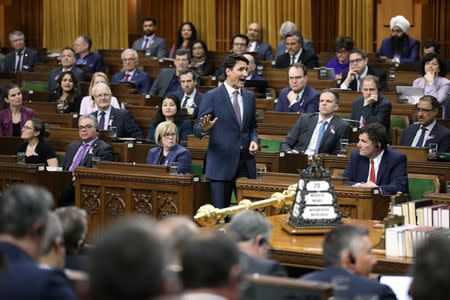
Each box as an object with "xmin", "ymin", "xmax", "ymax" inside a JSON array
[
  {"xmin": 91, "ymin": 157, "xmax": 100, "ymax": 168},
  {"xmin": 428, "ymin": 143, "xmax": 438, "ymax": 155},
  {"xmin": 108, "ymin": 126, "xmax": 117, "ymax": 138},
  {"xmin": 256, "ymin": 167, "xmax": 267, "ymax": 180},
  {"xmin": 17, "ymin": 152, "xmax": 26, "ymax": 163},
  {"xmin": 56, "ymin": 99, "xmax": 65, "ymax": 113},
  {"xmin": 265, "ymin": 88, "xmax": 273, "ymax": 99},
  {"xmin": 340, "ymin": 139, "xmax": 349, "ymax": 153},
  {"xmin": 388, "ymin": 67, "xmax": 396, "ymax": 80},
  {"xmin": 169, "ymin": 162, "xmax": 178, "ymax": 175}
]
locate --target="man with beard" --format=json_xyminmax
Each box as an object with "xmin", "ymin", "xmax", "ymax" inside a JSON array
[
  {"xmin": 377, "ymin": 15, "xmax": 420, "ymax": 65},
  {"xmin": 132, "ymin": 17, "xmax": 168, "ymax": 58}
]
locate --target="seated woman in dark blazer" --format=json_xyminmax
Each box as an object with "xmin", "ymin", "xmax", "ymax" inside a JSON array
[
  {"xmin": 48, "ymin": 70, "xmax": 83, "ymax": 113},
  {"xmin": 146, "ymin": 95, "xmax": 192, "ymax": 142},
  {"xmin": 146, "ymin": 121, "xmax": 192, "ymax": 174},
  {"xmin": 17, "ymin": 118, "xmax": 58, "ymax": 166},
  {"xmin": 190, "ymin": 40, "xmax": 215, "ymax": 77},
  {"xmin": 0, "ymin": 84, "xmax": 37, "ymax": 136}
]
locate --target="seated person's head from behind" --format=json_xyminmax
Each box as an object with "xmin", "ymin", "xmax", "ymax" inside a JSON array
[
  {"xmin": 419, "ymin": 52, "xmax": 447, "ymax": 77},
  {"xmin": 319, "ymin": 89, "xmax": 339, "ymax": 119},
  {"xmin": 60, "ymin": 47, "xmax": 77, "ymax": 70},
  {"xmin": 410, "ymin": 235, "xmax": 450, "ymax": 300},
  {"xmin": 54, "ymin": 206, "xmax": 87, "ymax": 255},
  {"xmin": 334, "ymin": 36, "xmax": 354, "ymax": 64},
  {"xmin": 92, "ymin": 82, "xmax": 112, "ymax": 112},
  {"xmin": 88, "ymin": 217, "xmax": 167, "ymax": 300},
  {"xmin": 121, "ymin": 48, "xmax": 139, "ymax": 73},
  {"xmin": 323, "ymin": 225, "xmax": 376, "ymax": 277},
  {"xmin": 39, "ymin": 212, "xmax": 65, "ymax": 269},
  {"xmin": 175, "ymin": 49, "xmax": 191, "ymax": 73},
  {"xmin": 285, "ymin": 31, "xmax": 303, "ymax": 56},
  {"xmin": 231, "ymin": 34, "xmax": 249, "ymax": 55},
  {"xmin": 287, "ymin": 63, "xmax": 308, "ymax": 93},
  {"xmin": 179, "ymin": 68, "xmax": 197, "ymax": 96},
  {"xmin": 358, "ymin": 123, "xmax": 388, "ymax": 159},
  {"xmin": 223, "ymin": 54, "xmax": 249, "ymax": 89},
  {"xmin": 348, "ymin": 48, "xmax": 368, "ymax": 75},
  {"xmin": 155, "ymin": 120, "xmax": 179, "ymax": 147},
  {"xmin": 227, "ymin": 210, "xmax": 272, "ymax": 258},
  {"xmin": 416, "ymin": 95, "xmax": 439, "ymax": 127},
  {"xmin": 21, "ymin": 118, "xmax": 50, "ymax": 143},
  {"xmin": 77, "ymin": 114, "xmax": 99, "ymax": 142},
  {"xmin": 423, "ymin": 40, "xmax": 440, "ymax": 55}
]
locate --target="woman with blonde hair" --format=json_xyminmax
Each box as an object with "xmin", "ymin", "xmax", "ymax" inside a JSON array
[{"xmin": 79, "ymin": 72, "xmax": 120, "ymax": 115}]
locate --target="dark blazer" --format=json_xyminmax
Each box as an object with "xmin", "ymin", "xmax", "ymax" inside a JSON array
[
  {"xmin": 274, "ymin": 85, "xmax": 320, "ymax": 113},
  {"xmin": 146, "ymin": 144, "xmax": 192, "ymax": 174},
  {"xmin": 47, "ymin": 66, "xmax": 85, "ymax": 92},
  {"xmin": 399, "ymin": 122, "xmax": 450, "ymax": 153},
  {"xmin": 253, "ymin": 41, "xmax": 274, "ymax": 61},
  {"xmin": 192, "ymin": 58, "xmax": 215, "ymax": 76},
  {"xmin": 377, "ymin": 35, "xmax": 420, "ymax": 65},
  {"xmin": 91, "ymin": 107, "xmax": 145, "ymax": 139},
  {"xmin": 2, "ymin": 48, "xmax": 43, "ymax": 72},
  {"xmin": 62, "ymin": 138, "xmax": 114, "ymax": 171},
  {"xmin": 150, "ymin": 68, "xmax": 177, "ymax": 96},
  {"xmin": 280, "ymin": 113, "xmax": 350, "ymax": 155},
  {"xmin": 301, "ymin": 266, "xmax": 396, "ymax": 300},
  {"xmin": 274, "ymin": 48, "xmax": 319, "ymax": 69},
  {"xmin": 0, "ymin": 106, "xmax": 37, "ymax": 136},
  {"xmin": 343, "ymin": 147, "xmax": 409, "ymax": 195},
  {"xmin": 276, "ymin": 38, "xmax": 315, "ymax": 59},
  {"xmin": 111, "ymin": 68, "xmax": 152, "ymax": 94},
  {"xmin": 193, "ymin": 85, "xmax": 258, "ymax": 180},
  {"xmin": 132, "ymin": 35, "xmax": 168, "ymax": 58},
  {"xmin": 350, "ymin": 94, "xmax": 392, "ymax": 131},
  {"xmin": 339, "ymin": 65, "xmax": 388, "ymax": 92},
  {"xmin": 47, "ymin": 94, "xmax": 83, "ymax": 114},
  {"xmin": 173, "ymin": 89, "xmax": 203, "ymax": 118},
  {"xmin": 0, "ymin": 242, "xmax": 78, "ymax": 299},
  {"xmin": 147, "ymin": 119, "xmax": 192, "ymax": 141},
  {"xmin": 75, "ymin": 52, "xmax": 104, "ymax": 73}
]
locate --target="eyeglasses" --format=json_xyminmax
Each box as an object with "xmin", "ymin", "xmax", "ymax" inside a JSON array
[
  {"xmin": 163, "ymin": 133, "xmax": 177, "ymax": 138},
  {"xmin": 23, "ymin": 125, "xmax": 35, "ymax": 131},
  {"xmin": 233, "ymin": 43, "xmax": 247, "ymax": 47},
  {"xmin": 349, "ymin": 58, "xmax": 363, "ymax": 64},
  {"xmin": 288, "ymin": 76, "xmax": 304, "ymax": 81},
  {"xmin": 415, "ymin": 108, "xmax": 435, "ymax": 113},
  {"xmin": 336, "ymin": 50, "xmax": 348, "ymax": 55},
  {"xmin": 79, "ymin": 125, "xmax": 94, "ymax": 130}
]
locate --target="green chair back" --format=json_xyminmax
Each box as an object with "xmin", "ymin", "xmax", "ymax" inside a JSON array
[
  {"xmin": 408, "ymin": 178, "xmax": 436, "ymax": 200},
  {"xmin": 22, "ymin": 82, "xmax": 47, "ymax": 91},
  {"xmin": 192, "ymin": 164, "xmax": 203, "ymax": 177},
  {"xmin": 260, "ymin": 139, "xmax": 282, "ymax": 152}
]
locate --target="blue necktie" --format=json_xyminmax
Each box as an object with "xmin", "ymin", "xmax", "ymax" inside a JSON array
[
  {"xmin": 415, "ymin": 127, "xmax": 427, "ymax": 147},
  {"xmin": 315, "ymin": 121, "xmax": 328, "ymax": 153}
]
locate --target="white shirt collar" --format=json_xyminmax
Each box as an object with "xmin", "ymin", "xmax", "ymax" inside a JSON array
[
  {"xmin": 223, "ymin": 81, "xmax": 241, "ymax": 97},
  {"xmin": 422, "ymin": 120, "xmax": 436, "ymax": 131}
]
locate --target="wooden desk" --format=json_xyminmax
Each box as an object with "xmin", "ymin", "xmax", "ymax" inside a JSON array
[
  {"xmin": 0, "ymin": 137, "xmax": 23, "ymax": 155},
  {"xmin": 23, "ymin": 103, "xmax": 79, "ymax": 128},
  {"xmin": 421, "ymin": 192, "xmax": 450, "ymax": 204},
  {"xmin": 268, "ymin": 214, "xmax": 413, "ymax": 275}
]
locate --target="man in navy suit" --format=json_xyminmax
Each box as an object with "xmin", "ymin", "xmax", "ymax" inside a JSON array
[
  {"xmin": 274, "ymin": 63, "xmax": 320, "ymax": 113},
  {"xmin": 73, "ymin": 35, "xmax": 104, "ymax": 73},
  {"xmin": 400, "ymin": 95, "xmax": 450, "ymax": 153},
  {"xmin": 301, "ymin": 225, "xmax": 396, "ymax": 300},
  {"xmin": 132, "ymin": 16, "xmax": 168, "ymax": 58},
  {"xmin": 281, "ymin": 89, "xmax": 349, "ymax": 155},
  {"xmin": 276, "ymin": 21, "xmax": 315, "ymax": 59},
  {"xmin": 343, "ymin": 123, "xmax": 409, "ymax": 195},
  {"xmin": 47, "ymin": 47, "xmax": 85, "ymax": 92},
  {"xmin": 0, "ymin": 185, "xmax": 78, "ymax": 299},
  {"xmin": 111, "ymin": 48, "xmax": 151, "ymax": 94},
  {"xmin": 2, "ymin": 30, "xmax": 43, "ymax": 73},
  {"xmin": 246, "ymin": 22, "xmax": 274, "ymax": 61},
  {"xmin": 194, "ymin": 54, "xmax": 259, "ymax": 208},
  {"xmin": 174, "ymin": 68, "xmax": 203, "ymax": 118},
  {"xmin": 275, "ymin": 31, "xmax": 318, "ymax": 69},
  {"xmin": 91, "ymin": 82, "xmax": 145, "ymax": 138}
]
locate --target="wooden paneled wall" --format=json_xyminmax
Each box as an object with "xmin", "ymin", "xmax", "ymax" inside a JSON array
[{"xmin": 311, "ymin": 0, "xmax": 338, "ymax": 53}]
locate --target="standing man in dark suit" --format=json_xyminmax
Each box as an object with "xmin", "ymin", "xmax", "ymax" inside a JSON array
[
  {"xmin": 399, "ymin": 95, "xmax": 450, "ymax": 152},
  {"xmin": 2, "ymin": 30, "xmax": 43, "ymax": 73},
  {"xmin": 174, "ymin": 68, "xmax": 203, "ymax": 118},
  {"xmin": 281, "ymin": 89, "xmax": 349, "ymax": 155},
  {"xmin": 301, "ymin": 225, "xmax": 396, "ymax": 300},
  {"xmin": 0, "ymin": 185, "xmax": 78, "ymax": 299},
  {"xmin": 132, "ymin": 16, "xmax": 168, "ymax": 58},
  {"xmin": 111, "ymin": 48, "xmax": 151, "ymax": 94},
  {"xmin": 275, "ymin": 31, "xmax": 318, "ymax": 69},
  {"xmin": 73, "ymin": 35, "xmax": 104, "ymax": 73},
  {"xmin": 343, "ymin": 123, "xmax": 409, "ymax": 195},
  {"xmin": 91, "ymin": 82, "xmax": 145, "ymax": 138},
  {"xmin": 350, "ymin": 75, "xmax": 392, "ymax": 131},
  {"xmin": 339, "ymin": 48, "xmax": 388, "ymax": 92},
  {"xmin": 47, "ymin": 47, "xmax": 85, "ymax": 92},
  {"xmin": 194, "ymin": 54, "xmax": 259, "ymax": 209},
  {"xmin": 274, "ymin": 63, "xmax": 320, "ymax": 113},
  {"xmin": 246, "ymin": 22, "xmax": 274, "ymax": 61}
]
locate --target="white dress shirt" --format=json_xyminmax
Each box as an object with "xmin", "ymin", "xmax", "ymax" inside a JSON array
[
  {"xmin": 304, "ymin": 115, "xmax": 333, "ymax": 155},
  {"xmin": 411, "ymin": 120, "xmax": 436, "ymax": 147},
  {"xmin": 366, "ymin": 150, "xmax": 384, "ymax": 183},
  {"xmin": 224, "ymin": 81, "xmax": 243, "ymax": 122}
]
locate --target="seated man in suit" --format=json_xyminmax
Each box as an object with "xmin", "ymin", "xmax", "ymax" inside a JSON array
[
  {"xmin": 377, "ymin": 15, "xmax": 420, "ymax": 65},
  {"xmin": 150, "ymin": 49, "xmax": 190, "ymax": 97},
  {"xmin": 216, "ymin": 34, "xmax": 250, "ymax": 76},
  {"xmin": 132, "ymin": 16, "xmax": 168, "ymax": 58},
  {"xmin": 73, "ymin": 35, "xmax": 104, "ymax": 73},
  {"xmin": 111, "ymin": 48, "xmax": 151, "ymax": 94},
  {"xmin": 276, "ymin": 21, "xmax": 315, "ymax": 59},
  {"xmin": 0, "ymin": 185, "xmax": 78, "ymax": 299},
  {"xmin": 339, "ymin": 48, "xmax": 388, "ymax": 92},
  {"xmin": 280, "ymin": 89, "xmax": 349, "ymax": 155},
  {"xmin": 174, "ymin": 68, "xmax": 203, "ymax": 118},
  {"xmin": 47, "ymin": 47, "xmax": 85, "ymax": 92},
  {"xmin": 399, "ymin": 95, "xmax": 450, "ymax": 152},
  {"xmin": 246, "ymin": 22, "xmax": 274, "ymax": 61},
  {"xmin": 301, "ymin": 225, "xmax": 396, "ymax": 300},
  {"xmin": 343, "ymin": 123, "xmax": 409, "ymax": 195},
  {"xmin": 91, "ymin": 82, "xmax": 145, "ymax": 138},
  {"xmin": 350, "ymin": 75, "xmax": 392, "ymax": 131},
  {"xmin": 243, "ymin": 53, "xmax": 265, "ymax": 81},
  {"xmin": 2, "ymin": 30, "xmax": 42, "ymax": 73},
  {"xmin": 274, "ymin": 63, "xmax": 320, "ymax": 113},
  {"xmin": 275, "ymin": 31, "xmax": 318, "ymax": 69}
]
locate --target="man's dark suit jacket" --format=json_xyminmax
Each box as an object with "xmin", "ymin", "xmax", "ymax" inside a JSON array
[
  {"xmin": 91, "ymin": 107, "xmax": 145, "ymax": 139},
  {"xmin": 343, "ymin": 147, "xmax": 409, "ymax": 195},
  {"xmin": 253, "ymin": 41, "xmax": 274, "ymax": 61},
  {"xmin": 0, "ymin": 242, "xmax": 78, "ymax": 299},
  {"xmin": 339, "ymin": 65, "xmax": 388, "ymax": 92},
  {"xmin": 350, "ymin": 94, "xmax": 392, "ymax": 131},
  {"xmin": 47, "ymin": 66, "xmax": 85, "ymax": 92},
  {"xmin": 75, "ymin": 52, "xmax": 104, "ymax": 73},
  {"xmin": 62, "ymin": 138, "xmax": 114, "ymax": 171},
  {"xmin": 280, "ymin": 113, "xmax": 350, "ymax": 155},
  {"xmin": 274, "ymin": 85, "xmax": 320, "ymax": 113},
  {"xmin": 111, "ymin": 68, "xmax": 152, "ymax": 94},
  {"xmin": 150, "ymin": 68, "xmax": 177, "ymax": 96},
  {"xmin": 174, "ymin": 89, "xmax": 203, "ymax": 118},
  {"xmin": 274, "ymin": 48, "xmax": 319, "ymax": 69},
  {"xmin": 2, "ymin": 48, "xmax": 43, "ymax": 72},
  {"xmin": 132, "ymin": 35, "xmax": 168, "ymax": 58},
  {"xmin": 301, "ymin": 266, "xmax": 396, "ymax": 300},
  {"xmin": 399, "ymin": 122, "xmax": 450, "ymax": 153},
  {"xmin": 377, "ymin": 35, "xmax": 420, "ymax": 65}
]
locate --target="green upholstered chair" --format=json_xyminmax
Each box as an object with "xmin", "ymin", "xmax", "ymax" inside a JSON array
[
  {"xmin": 260, "ymin": 139, "xmax": 282, "ymax": 152},
  {"xmin": 408, "ymin": 174, "xmax": 440, "ymax": 200}
]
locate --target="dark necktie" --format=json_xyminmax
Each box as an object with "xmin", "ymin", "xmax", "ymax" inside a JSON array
[
  {"xmin": 16, "ymin": 52, "xmax": 22, "ymax": 72},
  {"xmin": 357, "ymin": 76, "xmax": 362, "ymax": 92},
  {"xmin": 142, "ymin": 38, "xmax": 149, "ymax": 49},
  {"xmin": 290, "ymin": 55, "xmax": 295, "ymax": 65},
  {"xmin": 415, "ymin": 127, "xmax": 427, "ymax": 147},
  {"xmin": 70, "ymin": 143, "xmax": 89, "ymax": 172},
  {"xmin": 182, "ymin": 96, "xmax": 189, "ymax": 108},
  {"xmin": 232, "ymin": 91, "xmax": 241, "ymax": 126},
  {"xmin": 98, "ymin": 111, "xmax": 106, "ymax": 131},
  {"xmin": 315, "ymin": 120, "xmax": 328, "ymax": 153},
  {"xmin": 369, "ymin": 160, "xmax": 376, "ymax": 183},
  {"xmin": 123, "ymin": 73, "xmax": 130, "ymax": 81}
]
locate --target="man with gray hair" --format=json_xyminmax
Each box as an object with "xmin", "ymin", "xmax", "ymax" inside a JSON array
[
  {"xmin": 39, "ymin": 212, "xmax": 66, "ymax": 270},
  {"xmin": 0, "ymin": 185, "xmax": 78, "ymax": 299},
  {"xmin": 246, "ymin": 22, "xmax": 274, "ymax": 60},
  {"xmin": 276, "ymin": 21, "xmax": 314, "ymax": 59},
  {"xmin": 300, "ymin": 225, "xmax": 396, "ymax": 300},
  {"xmin": 2, "ymin": 30, "xmax": 43, "ymax": 72},
  {"xmin": 111, "ymin": 48, "xmax": 151, "ymax": 94}
]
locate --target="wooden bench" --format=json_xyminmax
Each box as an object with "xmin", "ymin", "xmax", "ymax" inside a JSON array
[
  {"xmin": 126, "ymin": 104, "xmax": 159, "ymax": 133},
  {"xmin": 23, "ymin": 103, "xmax": 79, "ymax": 128}
]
